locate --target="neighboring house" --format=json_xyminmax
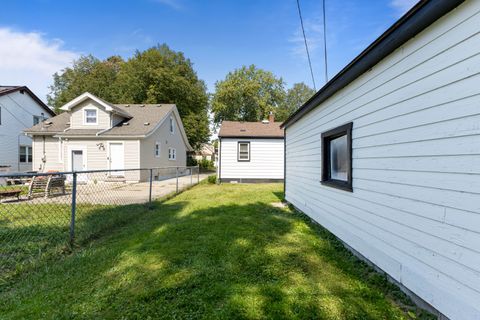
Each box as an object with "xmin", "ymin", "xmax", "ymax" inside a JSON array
[
  {"xmin": 218, "ymin": 114, "xmax": 284, "ymax": 183},
  {"xmin": 281, "ymin": 1, "xmax": 479, "ymax": 319},
  {"xmin": 193, "ymin": 144, "xmax": 215, "ymax": 162},
  {"xmin": 24, "ymin": 92, "xmax": 192, "ymax": 182},
  {"xmin": 0, "ymin": 86, "xmax": 55, "ymax": 173}
]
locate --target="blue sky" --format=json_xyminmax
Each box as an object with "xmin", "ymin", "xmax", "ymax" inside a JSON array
[{"xmin": 0, "ymin": 0, "xmax": 417, "ymax": 102}]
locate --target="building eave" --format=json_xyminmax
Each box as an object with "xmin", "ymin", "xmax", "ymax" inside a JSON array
[{"xmin": 281, "ymin": 0, "xmax": 465, "ymax": 129}]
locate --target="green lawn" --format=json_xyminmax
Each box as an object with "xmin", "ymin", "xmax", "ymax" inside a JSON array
[{"xmin": 0, "ymin": 183, "xmax": 431, "ymax": 319}]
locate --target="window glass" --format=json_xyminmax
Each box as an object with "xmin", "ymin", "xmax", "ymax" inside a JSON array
[
  {"xmin": 19, "ymin": 146, "xmax": 27, "ymax": 163},
  {"xmin": 329, "ymin": 135, "xmax": 348, "ymax": 181},
  {"xmin": 33, "ymin": 116, "xmax": 41, "ymax": 125},
  {"xmin": 170, "ymin": 117, "xmax": 174, "ymax": 133},
  {"xmin": 85, "ymin": 109, "xmax": 97, "ymax": 124},
  {"xmin": 238, "ymin": 142, "xmax": 250, "ymax": 161},
  {"xmin": 27, "ymin": 147, "xmax": 33, "ymax": 163},
  {"xmin": 155, "ymin": 143, "xmax": 160, "ymax": 157}
]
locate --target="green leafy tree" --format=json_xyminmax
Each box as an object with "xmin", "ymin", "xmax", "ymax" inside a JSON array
[
  {"xmin": 211, "ymin": 65, "xmax": 286, "ymax": 124},
  {"xmin": 48, "ymin": 45, "xmax": 210, "ymax": 149},
  {"xmin": 276, "ymin": 82, "xmax": 315, "ymax": 121},
  {"xmin": 48, "ymin": 55, "xmax": 123, "ymax": 111}
]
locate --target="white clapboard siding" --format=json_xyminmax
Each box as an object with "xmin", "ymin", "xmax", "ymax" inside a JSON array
[
  {"xmin": 285, "ymin": 2, "xmax": 480, "ymax": 319},
  {"xmin": 220, "ymin": 138, "xmax": 284, "ymax": 180}
]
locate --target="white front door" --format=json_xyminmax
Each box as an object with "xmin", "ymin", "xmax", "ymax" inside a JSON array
[
  {"xmin": 71, "ymin": 150, "xmax": 84, "ymax": 171},
  {"xmin": 109, "ymin": 143, "xmax": 125, "ymax": 176}
]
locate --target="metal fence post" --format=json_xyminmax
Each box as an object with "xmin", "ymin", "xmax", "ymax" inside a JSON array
[
  {"xmin": 176, "ymin": 167, "xmax": 179, "ymax": 193},
  {"xmin": 197, "ymin": 165, "xmax": 200, "ymax": 184},
  {"xmin": 69, "ymin": 172, "xmax": 77, "ymax": 246},
  {"xmin": 148, "ymin": 168, "xmax": 153, "ymax": 207}
]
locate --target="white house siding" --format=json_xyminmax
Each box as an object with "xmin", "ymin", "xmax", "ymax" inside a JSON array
[
  {"xmin": 285, "ymin": 2, "xmax": 480, "ymax": 319},
  {"xmin": 69, "ymin": 100, "xmax": 111, "ymax": 130},
  {"xmin": 219, "ymin": 138, "xmax": 284, "ymax": 180},
  {"xmin": 139, "ymin": 113, "xmax": 187, "ymax": 181},
  {"xmin": 32, "ymin": 136, "xmax": 64, "ymax": 172},
  {"xmin": 33, "ymin": 137, "xmax": 141, "ymax": 181},
  {"xmin": 0, "ymin": 91, "xmax": 52, "ymax": 172}
]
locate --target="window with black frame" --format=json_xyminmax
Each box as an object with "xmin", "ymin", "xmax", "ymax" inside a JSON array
[{"xmin": 321, "ymin": 123, "xmax": 353, "ymax": 191}]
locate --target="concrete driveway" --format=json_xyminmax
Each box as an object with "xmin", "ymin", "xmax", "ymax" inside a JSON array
[{"xmin": 22, "ymin": 173, "xmax": 210, "ymax": 205}]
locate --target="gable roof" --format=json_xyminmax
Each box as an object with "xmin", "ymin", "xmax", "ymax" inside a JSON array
[
  {"xmin": 0, "ymin": 86, "xmax": 55, "ymax": 116},
  {"xmin": 24, "ymin": 97, "xmax": 193, "ymax": 151},
  {"xmin": 218, "ymin": 121, "xmax": 284, "ymax": 139},
  {"xmin": 60, "ymin": 92, "xmax": 132, "ymax": 118},
  {"xmin": 281, "ymin": 0, "xmax": 464, "ymax": 129}
]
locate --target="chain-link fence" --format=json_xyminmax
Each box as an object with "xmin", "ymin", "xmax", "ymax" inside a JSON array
[{"xmin": 0, "ymin": 166, "xmax": 202, "ymax": 282}]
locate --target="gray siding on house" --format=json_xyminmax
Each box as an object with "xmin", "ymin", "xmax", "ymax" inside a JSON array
[
  {"xmin": 139, "ymin": 112, "xmax": 187, "ymax": 181},
  {"xmin": 285, "ymin": 2, "xmax": 480, "ymax": 319}
]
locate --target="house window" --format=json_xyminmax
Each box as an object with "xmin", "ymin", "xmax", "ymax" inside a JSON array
[
  {"xmin": 19, "ymin": 146, "xmax": 33, "ymax": 163},
  {"xmin": 155, "ymin": 142, "xmax": 161, "ymax": 157},
  {"xmin": 84, "ymin": 109, "xmax": 97, "ymax": 124},
  {"xmin": 321, "ymin": 122, "xmax": 353, "ymax": 191},
  {"xmin": 238, "ymin": 142, "xmax": 250, "ymax": 161},
  {"xmin": 168, "ymin": 148, "xmax": 176, "ymax": 160},
  {"xmin": 169, "ymin": 116, "xmax": 175, "ymax": 134},
  {"xmin": 33, "ymin": 115, "xmax": 41, "ymax": 125}
]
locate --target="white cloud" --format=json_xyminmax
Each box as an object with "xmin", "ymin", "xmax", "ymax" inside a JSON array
[
  {"xmin": 390, "ymin": 0, "xmax": 419, "ymax": 16},
  {"xmin": 0, "ymin": 28, "xmax": 79, "ymax": 103}
]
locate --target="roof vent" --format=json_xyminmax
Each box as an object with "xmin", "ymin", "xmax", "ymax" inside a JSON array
[
  {"xmin": 125, "ymin": 104, "xmax": 130, "ymax": 107},
  {"xmin": 240, "ymin": 129, "xmax": 246, "ymax": 132},
  {"xmin": 45, "ymin": 121, "xmax": 53, "ymax": 125},
  {"xmin": 144, "ymin": 122, "xmax": 150, "ymax": 126},
  {"xmin": 140, "ymin": 104, "xmax": 145, "ymax": 108},
  {"xmin": 156, "ymin": 104, "xmax": 161, "ymax": 107},
  {"xmin": 123, "ymin": 122, "xmax": 130, "ymax": 126},
  {"xmin": 261, "ymin": 119, "xmax": 269, "ymax": 124}
]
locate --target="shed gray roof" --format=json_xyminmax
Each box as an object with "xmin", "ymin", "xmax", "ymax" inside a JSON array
[{"xmin": 25, "ymin": 104, "xmax": 175, "ymax": 137}]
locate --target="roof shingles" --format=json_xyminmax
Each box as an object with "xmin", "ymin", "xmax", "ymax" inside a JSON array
[
  {"xmin": 24, "ymin": 104, "xmax": 175, "ymax": 137},
  {"xmin": 218, "ymin": 121, "xmax": 284, "ymax": 138}
]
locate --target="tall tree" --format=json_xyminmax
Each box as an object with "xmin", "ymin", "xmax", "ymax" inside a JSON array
[
  {"xmin": 211, "ymin": 65, "xmax": 286, "ymax": 124},
  {"xmin": 48, "ymin": 55, "xmax": 123, "ymax": 111},
  {"xmin": 48, "ymin": 45, "xmax": 210, "ymax": 149},
  {"xmin": 276, "ymin": 82, "xmax": 315, "ymax": 121}
]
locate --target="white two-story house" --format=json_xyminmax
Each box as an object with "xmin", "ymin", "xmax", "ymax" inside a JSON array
[
  {"xmin": 24, "ymin": 92, "xmax": 193, "ymax": 182},
  {"xmin": 0, "ymin": 86, "xmax": 55, "ymax": 173}
]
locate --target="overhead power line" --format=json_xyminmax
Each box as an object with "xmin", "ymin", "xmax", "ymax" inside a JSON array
[
  {"xmin": 296, "ymin": 0, "xmax": 317, "ymax": 91},
  {"xmin": 322, "ymin": 0, "xmax": 329, "ymax": 83}
]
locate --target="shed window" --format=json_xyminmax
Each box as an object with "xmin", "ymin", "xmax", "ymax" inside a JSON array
[
  {"xmin": 19, "ymin": 146, "xmax": 32, "ymax": 163},
  {"xmin": 155, "ymin": 142, "xmax": 161, "ymax": 157},
  {"xmin": 321, "ymin": 123, "xmax": 352, "ymax": 191},
  {"xmin": 84, "ymin": 109, "xmax": 97, "ymax": 124},
  {"xmin": 168, "ymin": 148, "xmax": 176, "ymax": 160},
  {"xmin": 238, "ymin": 142, "xmax": 250, "ymax": 161}
]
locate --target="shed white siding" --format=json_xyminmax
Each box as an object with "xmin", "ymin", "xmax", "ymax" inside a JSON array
[
  {"xmin": 285, "ymin": 2, "xmax": 480, "ymax": 319},
  {"xmin": 219, "ymin": 138, "xmax": 284, "ymax": 180},
  {"xmin": 0, "ymin": 91, "xmax": 52, "ymax": 172}
]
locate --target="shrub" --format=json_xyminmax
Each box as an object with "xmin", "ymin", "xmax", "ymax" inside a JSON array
[
  {"xmin": 207, "ymin": 175, "xmax": 217, "ymax": 184},
  {"xmin": 199, "ymin": 159, "xmax": 215, "ymax": 171}
]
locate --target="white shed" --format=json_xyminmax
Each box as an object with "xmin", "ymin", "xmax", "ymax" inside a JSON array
[
  {"xmin": 282, "ymin": 1, "xmax": 479, "ymax": 319},
  {"xmin": 218, "ymin": 115, "xmax": 284, "ymax": 183}
]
